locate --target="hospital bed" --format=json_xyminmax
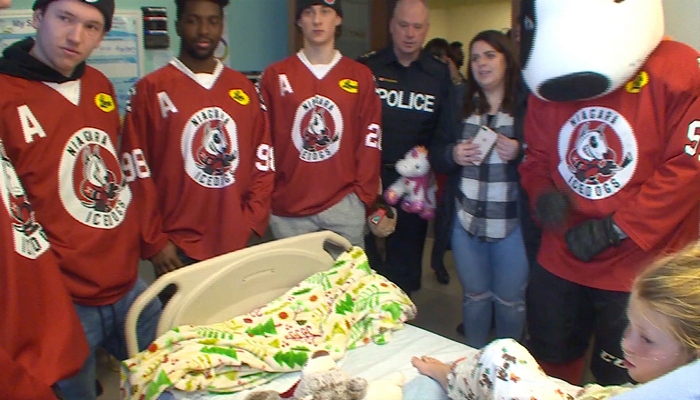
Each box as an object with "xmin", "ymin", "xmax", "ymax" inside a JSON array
[{"xmin": 125, "ymin": 231, "xmax": 477, "ymax": 399}]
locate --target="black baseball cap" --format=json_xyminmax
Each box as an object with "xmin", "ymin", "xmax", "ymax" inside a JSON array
[
  {"xmin": 33, "ymin": 0, "xmax": 115, "ymax": 31},
  {"xmin": 296, "ymin": 0, "xmax": 342, "ymax": 20}
]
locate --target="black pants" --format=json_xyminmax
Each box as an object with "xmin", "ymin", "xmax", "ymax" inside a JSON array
[
  {"xmin": 519, "ymin": 187, "xmax": 542, "ymax": 270},
  {"xmin": 365, "ymin": 206, "xmax": 428, "ymax": 294},
  {"xmin": 526, "ymin": 262, "xmax": 631, "ymax": 385},
  {"xmin": 430, "ymin": 196, "xmax": 450, "ymax": 271}
]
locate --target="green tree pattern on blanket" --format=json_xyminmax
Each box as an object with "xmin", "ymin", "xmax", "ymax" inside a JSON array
[
  {"xmin": 121, "ymin": 247, "xmax": 417, "ymax": 400},
  {"xmin": 292, "ymin": 287, "xmax": 312, "ymax": 296},
  {"xmin": 305, "ymin": 270, "xmax": 335, "ymax": 291},
  {"xmin": 195, "ymin": 327, "xmax": 236, "ymax": 340},
  {"xmin": 356, "ymin": 259, "xmax": 372, "ymax": 275},
  {"xmin": 146, "ymin": 370, "xmax": 172, "ymax": 398},
  {"xmin": 273, "ymin": 350, "xmax": 309, "ymax": 369},
  {"xmin": 201, "ymin": 346, "xmax": 239, "ymax": 360},
  {"xmin": 355, "ymin": 285, "xmax": 385, "ymax": 311},
  {"xmin": 246, "ymin": 319, "xmax": 278, "ymax": 336},
  {"xmin": 348, "ymin": 318, "xmax": 373, "ymax": 348},
  {"xmin": 335, "ymin": 293, "xmax": 355, "ymax": 315},
  {"xmin": 381, "ymin": 302, "xmax": 404, "ymax": 320}
]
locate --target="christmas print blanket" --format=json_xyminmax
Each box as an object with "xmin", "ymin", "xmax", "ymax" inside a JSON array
[{"xmin": 120, "ymin": 247, "xmax": 416, "ymax": 399}]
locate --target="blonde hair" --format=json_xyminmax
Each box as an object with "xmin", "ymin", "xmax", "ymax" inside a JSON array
[{"xmin": 633, "ymin": 243, "xmax": 700, "ymax": 353}]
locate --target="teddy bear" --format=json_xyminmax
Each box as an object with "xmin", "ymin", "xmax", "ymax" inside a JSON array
[
  {"xmin": 244, "ymin": 350, "xmax": 404, "ymax": 400},
  {"xmin": 367, "ymin": 195, "xmax": 397, "ymax": 237},
  {"xmin": 383, "ymin": 145, "xmax": 436, "ymax": 220}
]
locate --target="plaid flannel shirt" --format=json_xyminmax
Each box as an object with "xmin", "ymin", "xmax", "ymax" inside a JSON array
[{"xmin": 456, "ymin": 111, "xmax": 520, "ymax": 241}]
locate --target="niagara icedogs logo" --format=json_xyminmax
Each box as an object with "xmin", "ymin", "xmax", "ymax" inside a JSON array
[
  {"xmin": 182, "ymin": 107, "xmax": 239, "ymax": 188},
  {"xmin": 292, "ymin": 95, "xmax": 343, "ymax": 162},
  {"xmin": 60, "ymin": 128, "xmax": 132, "ymax": 229},
  {"xmin": 558, "ymin": 107, "xmax": 637, "ymax": 200},
  {"xmin": 0, "ymin": 140, "xmax": 50, "ymax": 259}
]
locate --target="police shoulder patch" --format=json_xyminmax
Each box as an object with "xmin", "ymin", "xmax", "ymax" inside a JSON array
[
  {"xmin": 432, "ymin": 54, "xmax": 447, "ymax": 64},
  {"xmin": 358, "ymin": 50, "xmax": 376, "ymax": 60}
]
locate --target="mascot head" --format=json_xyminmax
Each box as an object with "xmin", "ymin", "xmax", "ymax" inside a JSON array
[{"xmin": 520, "ymin": 0, "xmax": 664, "ymax": 102}]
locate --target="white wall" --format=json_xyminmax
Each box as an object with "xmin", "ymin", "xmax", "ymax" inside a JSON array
[
  {"xmin": 663, "ymin": 0, "xmax": 700, "ymax": 50},
  {"xmin": 428, "ymin": 8, "xmax": 450, "ymax": 41},
  {"xmin": 427, "ymin": 1, "xmax": 511, "ymax": 73},
  {"xmin": 438, "ymin": 2, "xmax": 511, "ymax": 45},
  {"xmin": 426, "ymin": 0, "xmax": 700, "ymax": 68}
]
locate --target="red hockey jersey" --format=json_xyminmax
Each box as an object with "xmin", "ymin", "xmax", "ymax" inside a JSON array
[
  {"xmin": 0, "ymin": 139, "xmax": 88, "ymax": 396},
  {"xmin": 0, "ymin": 67, "xmax": 140, "ymax": 305},
  {"xmin": 121, "ymin": 60, "xmax": 274, "ymax": 260},
  {"xmin": 260, "ymin": 51, "xmax": 381, "ymax": 217},
  {"xmin": 519, "ymin": 40, "xmax": 700, "ymax": 291}
]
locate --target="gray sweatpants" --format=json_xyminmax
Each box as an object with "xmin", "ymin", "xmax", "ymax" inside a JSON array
[{"xmin": 270, "ymin": 192, "xmax": 366, "ymax": 248}]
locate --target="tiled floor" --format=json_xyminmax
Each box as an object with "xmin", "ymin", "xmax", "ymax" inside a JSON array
[{"xmin": 97, "ymin": 236, "xmax": 464, "ymax": 399}]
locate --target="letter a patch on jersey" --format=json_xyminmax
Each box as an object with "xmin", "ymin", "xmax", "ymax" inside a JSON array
[
  {"xmin": 17, "ymin": 105, "xmax": 47, "ymax": 144},
  {"xmin": 279, "ymin": 74, "xmax": 294, "ymax": 97},
  {"xmin": 157, "ymin": 91, "xmax": 179, "ymax": 119}
]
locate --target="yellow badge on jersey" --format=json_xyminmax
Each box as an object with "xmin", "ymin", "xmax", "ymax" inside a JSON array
[
  {"xmin": 95, "ymin": 93, "xmax": 115, "ymax": 112},
  {"xmin": 229, "ymin": 89, "xmax": 250, "ymax": 106},
  {"xmin": 339, "ymin": 79, "xmax": 359, "ymax": 94},
  {"xmin": 625, "ymin": 71, "xmax": 649, "ymax": 94}
]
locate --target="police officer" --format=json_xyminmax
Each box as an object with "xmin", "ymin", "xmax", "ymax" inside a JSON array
[{"xmin": 359, "ymin": 0, "xmax": 457, "ymax": 295}]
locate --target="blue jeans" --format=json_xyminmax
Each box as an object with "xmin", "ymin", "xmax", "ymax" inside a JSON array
[
  {"xmin": 451, "ymin": 219, "xmax": 529, "ymax": 348},
  {"xmin": 56, "ymin": 278, "xmax": 162, "ymax": 400}
]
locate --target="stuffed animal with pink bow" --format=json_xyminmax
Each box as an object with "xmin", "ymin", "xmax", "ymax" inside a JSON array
[{"xmin": 384, "ymin": 146, "xmax": 436, "ymax": 220}]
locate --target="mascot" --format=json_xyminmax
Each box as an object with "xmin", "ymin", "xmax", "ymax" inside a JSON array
[{"xmin": 518, "ymin": 0, "xmax": 700, "ymax": 385}]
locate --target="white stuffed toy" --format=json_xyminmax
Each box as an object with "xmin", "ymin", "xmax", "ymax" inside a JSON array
[
  {"xmin": 383, "ymin": 145, "xmax": 437, "ymax": 220},
  {"xmin": 244, "ymin": 351, "xmax": 404, "ymax": 400}
]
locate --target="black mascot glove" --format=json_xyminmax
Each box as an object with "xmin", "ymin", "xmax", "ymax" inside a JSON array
[
  {"xmin": 534, "ymin": 190, "xmax": 570, "ymax": 227},
  {"xmin": 565, "ymin": 215, "xmax": 621, "ymax": 262}
]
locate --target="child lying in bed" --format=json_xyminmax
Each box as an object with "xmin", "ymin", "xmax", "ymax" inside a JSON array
[{"xmin": 411, "ymin": 243, "xmax": 700, "ymax": 399}]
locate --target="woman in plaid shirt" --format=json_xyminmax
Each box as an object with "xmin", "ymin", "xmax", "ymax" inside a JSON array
[{"xmin": 429, "ymin": 30, "xmax": 528, "ymax": 349}]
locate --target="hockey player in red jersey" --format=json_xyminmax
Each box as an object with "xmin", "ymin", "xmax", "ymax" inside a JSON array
[
  {"xmin": 0, "ymin": 0, "xmax": 89, "ymax": 381},
  {"xmin": 518, "ymin": 0, "xmax": 700, "ymax": 386},
  {"xmin": 0, "ymin": 0, "xmax": 161, "ymax": 398},
  {"xmin": 0, "ymin": 4, "xmax": 88, "ymax": 397},
  {"xmin": 260, "ymin": 0, "xmax": 381, "ymax": 247},
  {"xmin": 121, "ymin": 0, "xmax": 273, "ymax": 287},
  {"xmin": 0, "ymin": 139, "xmax": 89, "ymax": 400}
]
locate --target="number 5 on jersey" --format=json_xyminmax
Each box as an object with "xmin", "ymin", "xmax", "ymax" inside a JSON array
[{"xmin": 685, "ymin": 120, "xmax": 700, "ymax": 160}]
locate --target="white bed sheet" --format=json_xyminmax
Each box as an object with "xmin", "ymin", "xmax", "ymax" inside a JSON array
[{"xmin": 166, "ymin": 324, "xmax": 474, "ymax": 400}]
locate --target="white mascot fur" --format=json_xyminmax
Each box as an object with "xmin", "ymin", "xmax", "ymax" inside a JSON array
[{"xmin": 518, "ymin": 0, "xmax": 700, "ymax": 386}]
